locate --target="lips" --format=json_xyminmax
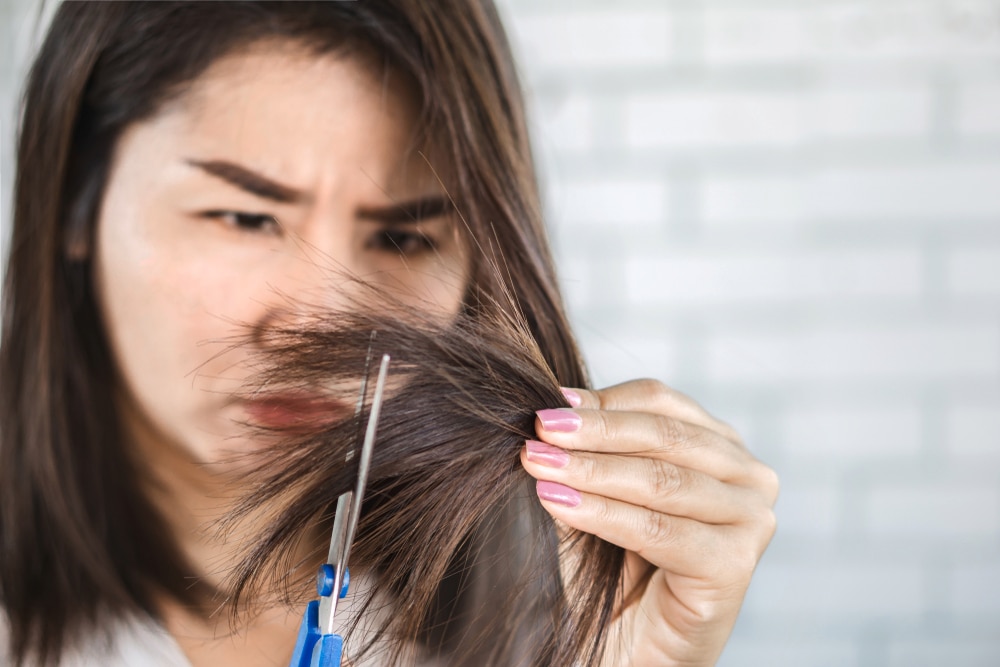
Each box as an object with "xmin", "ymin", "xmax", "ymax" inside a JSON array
[{"xmin": 243, "ymin": 393, "xmax": 352, "ymax": 431}]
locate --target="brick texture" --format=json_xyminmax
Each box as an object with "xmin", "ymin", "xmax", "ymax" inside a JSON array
[{"xmin": 500, "ymin": 1, "xmax": 1000, "ymax": 665}]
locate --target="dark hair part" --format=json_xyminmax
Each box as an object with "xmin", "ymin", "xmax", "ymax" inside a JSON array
[
  {"xmin": 1, "ymin": 1, "xmax": 599, "ymax": 665},
  {"xmin": 222, "ymin": 298, "xmax": 624, "ymax": 665}
]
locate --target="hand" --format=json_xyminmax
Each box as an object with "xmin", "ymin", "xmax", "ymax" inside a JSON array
[{"xmin": 520, "ymin": 379, "xmax": 778, "ymax": 666}]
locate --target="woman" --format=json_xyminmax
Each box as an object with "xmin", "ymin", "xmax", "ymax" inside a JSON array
[{"xmin": 0, "ymin": 2, "xmax": 778, "ymax": 666}]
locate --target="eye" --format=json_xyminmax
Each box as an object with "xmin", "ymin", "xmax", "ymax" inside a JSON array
[
  {"xmin": 202, "ymin": 210, "xmax": 281, "ymax": 235},
  {"xmin": 367, "ymin": 228, "xmax": 438, "ymax": 256}
]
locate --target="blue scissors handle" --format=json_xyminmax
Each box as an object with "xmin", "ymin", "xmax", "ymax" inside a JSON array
[
  {"xmin": 289, "ymin": 352, "xmax": 390, "ymax": 667},
  {"xmin": 288, "ymin": 567, "xmax": 349, "ymax": 667}
]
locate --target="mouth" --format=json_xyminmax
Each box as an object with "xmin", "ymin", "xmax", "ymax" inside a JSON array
[{"xmin": 243, "ymin": 393, "xmax": 354, "ymax": 432}]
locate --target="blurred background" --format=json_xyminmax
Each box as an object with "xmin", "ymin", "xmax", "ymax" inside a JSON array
[{"xmin": 3, "ymin": 1, "xmax": 1000, "ymax": 666}]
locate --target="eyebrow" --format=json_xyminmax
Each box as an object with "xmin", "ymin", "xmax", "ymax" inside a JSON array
[
  {"xmin": 357, "ymin": 195, "xmax": 453, "ymax": 224},
  {"xmin": 186, "ymin": 158, "xmax": 453, "ymax": 223},
  {"xmin": 187, "ymin": 159, "xmax": 305, "ymax": 204}
]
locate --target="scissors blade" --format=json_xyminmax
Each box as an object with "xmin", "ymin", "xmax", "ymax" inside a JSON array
[
  {"xmin": 323, "ymin": 338, "xmax": 376, "ymax": 568},
  {"xmin": 319, "ymin": 351, "xmax": 391, "ymax": 636},
  {"xmin": 341, "ymin": 353, "xmax": 389, "ymax": 569}
]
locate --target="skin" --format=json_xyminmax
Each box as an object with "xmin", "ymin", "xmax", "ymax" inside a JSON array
[
  {"xmin": 522, "ymin": 382, "xmax": 779, "ymax": 666},
  {"xmin": 93, "ymin": 43, "xmax": 470, "ymax": 665},
  {"xmin": 91, "ymin": 40, "xmax": 778, "ymax": 667}
]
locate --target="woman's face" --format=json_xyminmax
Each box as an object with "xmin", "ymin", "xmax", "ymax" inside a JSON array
[{"xmin": 93, "ymin": 43, "xmax": 470, "ymax": 474}]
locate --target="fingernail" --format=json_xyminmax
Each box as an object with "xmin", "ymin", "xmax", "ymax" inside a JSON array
[
  {"xmin": 536, "ymin": 480, "xmax": 582, "ymax": 508},
  {"xmin": 536, "ymin": 408, "xmax": 582, "ymax": 433},
  {"xmin": 525, "ymin": 440, "xmax": 570, "ymax": 468},
  {"xmin": 560, "ymin": 387, "xmax": 583, "ymax": 407}
]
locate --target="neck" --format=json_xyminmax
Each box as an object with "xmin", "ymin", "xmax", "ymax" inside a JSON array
[
  {"xmin": 137, "ymin": 432, "xmax": 244, "ymax": 591},
  {"xmin": 122, "ymin": 400, "xmax": 311, "ymax": 666},
  {"xmin": 156, "ymin": 596, "xmax": 302, "ymax": 667}
]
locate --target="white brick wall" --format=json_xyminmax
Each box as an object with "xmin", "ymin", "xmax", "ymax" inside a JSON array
[
  {"xmin": 947, "ymin": 247, "xmax": 1000, "ymax": 294},
  {"xmin": 812, "ymin": 164, "xmax": 1000, "ymax": 222},
  {"xmin": 957, "ymin": 84, "xmax": 1000, "ymax": 135},
  {"xmin": 506, "ymin": 10, "xmax": 673, "ymax": 70},
  {"xmin": 550, "ymin": 178, "xmax": 668, "ymax": 229},
  {"xmin": 947, "ymin": 403, "xmax": 1000, "ymax": 459},
  {"xmin": 772, "ymin": 486, "xmax": 841, "ymax": 542},
  {"xmin": 887, "ymin": 641, "xmax": 1000, "ymax": 667},
  {"xmin": 704, "ymin": 8, "xmax": 814, "ymax": 64},
  {"xmin": 624, "ymin": 249, "xmax": 924, "ymax": 304},
  {"xmin": 744, "ymin": 560, "xmax": 927, "ymax": 616},
  {"xmin": 865, "ymin": 483, "xmax": 1000, "ymax": 540},
  {"xmin": 815, "ymin": 3, "xmax": 1000, "ymax": 62},
  {"xmin": 706, "ymin": 323, "xmax": 1000, "ymax": 382},
  {"xmin": 4, "ymin": 1, "xmax": 1000, "ymax": 665},
  {"xmin": 948, "ymin": 563, "xmax": 1000, "ymax": 612},
  {"xmin": 779, "ymin": 405, "xmax": 924, "ymax": 465},
  {"xmin": 811, "ymin": 87, "xmax": 934, "ymax": 140},
  {"xmin": 625, "ymin": 91, "xmax": 804, "ymax": 149},
  {"xmin": 500, "ymin": 0, "xmax": 1000, "ymax": 664}
]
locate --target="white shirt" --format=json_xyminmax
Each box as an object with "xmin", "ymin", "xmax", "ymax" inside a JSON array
[
  {"xmin": 2, "ymin": 582, "xmax": 442, "ymax": 666},
  {"xmin": 1, "ymin": 614, "xmax": 191, "ymax": 667}
]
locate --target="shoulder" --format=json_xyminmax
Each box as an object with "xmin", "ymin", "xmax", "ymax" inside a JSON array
[
  {"xmin": 68, "ymin": 615, "xmax": 191, "ymax": 667},
  {"xmin": 0, "ymin": 610, "xmax": 191, "ymax": 667},
  {"xmin": 1, "ymin": 613, "xmax": 9, "ymax": 665}
]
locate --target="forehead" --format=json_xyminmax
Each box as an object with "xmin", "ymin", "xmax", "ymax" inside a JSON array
[{"xmin": 150, "ymin": 40, "xmax": 446, "ymax": 195}]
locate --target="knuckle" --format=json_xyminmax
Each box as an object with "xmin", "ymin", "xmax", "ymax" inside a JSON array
[
  {"xmin": 636, "ymin": 377, "xmax": 670, "ymax": 398},
  {"xmin": 576, "ymin": 454, "xmax": 601, "ymax": 485},
  {"xmin": 593, "ymin": 410, "xmax": 616, "ymax": 442},
  {"xmin": 758, "ymin": 508, "xmax": 778, "ymax": 541},
  {"xmin": 652, "ymin": 414, "xmax": 690, "ymax": 453},
  {"xmin": 650, "ymin": 460, "xmax": 684, "ymax": 499},
  {"xmin": 734, "ymin": 549, "xmax": 761, "ymax": 581},
  {"xmin": 643, "ymin": 378, "xmax": 701, "ymax": 415},
  {"xmin": 640, "ymin": 509, "xmax": 672, "ymax": 546},
  {"xmin": 686, "ymin": 599, "xmax": 727, "ymax": 626},
  {"xmin": 715, "ymin": 540, "xmax": 762, "ymax": 585},
  {"xmin": 740, "ymin": 504, "xmax": 778, "ymax": 546},
  {"xmin": 595, "ymin": 498, "xmax": 618, "ymax": 528},
  {"xmin": 635, "ymin": 378, "xmax": 674, "ymax": 411},
  {"xmin": 595, "ymin": 388, "xmax": 614, "ymax": 411},
  {"xmin": 750, "ymin": 462, "xmax": 781, "ymax": 502}
]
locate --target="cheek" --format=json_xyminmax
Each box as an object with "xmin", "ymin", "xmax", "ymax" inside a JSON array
[
  {"xmin": 390, "ymin": 238, "xmax": 471, "ymax": 317},
  {"xmin": 417, "ymin": 269, "xmax": 469, "ymax": 316},
  {"xmin": 94, "ymin": 223, "xmax": 262, "ymax": 431}
]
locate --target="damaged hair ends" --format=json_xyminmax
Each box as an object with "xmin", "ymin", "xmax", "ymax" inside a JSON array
[{"xmin": 222, "ymin": 301, "xmax": 626, "ymax": 666}]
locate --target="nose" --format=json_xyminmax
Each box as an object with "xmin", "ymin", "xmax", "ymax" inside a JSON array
[{"xmin": 252, "ymin": 219, "xmax": 365, "ymax": 340}]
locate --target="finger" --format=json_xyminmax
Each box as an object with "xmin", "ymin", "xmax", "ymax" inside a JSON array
[
  {"xmin": 520, "ymin": 442, "xmax": 765, "ymax": 525},
  {"xmin": 533, "ymin": 481, "xmax": 746, "ymax": 581},
  {"xmin": 534, "ymin": 407, "xmax": 754, "ymax": 483},
  {"xmin": 564, "ymin": 380, "xmax": 744, "ymax": 445}
]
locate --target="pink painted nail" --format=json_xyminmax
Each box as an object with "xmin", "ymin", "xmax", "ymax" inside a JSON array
[
  {"xmin": 536, "ymin": 480, "xmax": 582, "ymax": 507},
  {"xmin": 525, "ymin": 440, "xmax": 570, "ymax": 468},
  {"xmin": 560, "ymin": 387, "xmax": 583, "ymax": 407},
  {"xmin": 536, "ymin": 408, "xmax": 582, "ymax": 433}
]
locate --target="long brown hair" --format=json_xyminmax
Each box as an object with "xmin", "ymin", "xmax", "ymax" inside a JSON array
[
  {"xmin": 223, "ymin": 295, "xmax": 624, "ymax": 665},
  {"xmin": 0, "ymin": 2, "xmax": 618, "ymax": 665}
]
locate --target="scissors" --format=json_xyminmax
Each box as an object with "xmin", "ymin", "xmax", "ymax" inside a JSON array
[{"xmin": 289, "ymin": 349, "xmax": 391, "ymax": 667}]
